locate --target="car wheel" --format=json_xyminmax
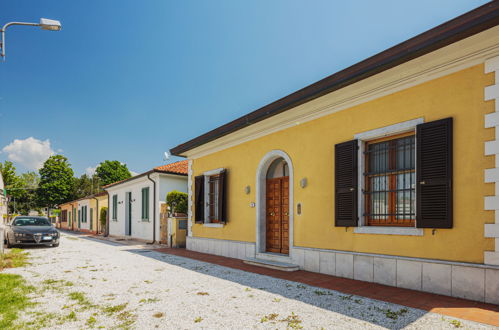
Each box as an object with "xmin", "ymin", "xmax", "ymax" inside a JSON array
[
  {"xmin": 51, "ymin": 243, "xmax": 59, "ymax": 247},
  {"xmin": 6, "ymin": 237, "xmax": 13, "ymax": 248}
]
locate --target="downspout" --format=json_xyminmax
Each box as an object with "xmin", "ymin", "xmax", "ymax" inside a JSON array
[
  {"xmin": 92, "ymin": 195, "xmax": 99, "ymax": 235},
  {"xmin": 147, "ymin": 172, "xmax": 157, "ymax": 244}
]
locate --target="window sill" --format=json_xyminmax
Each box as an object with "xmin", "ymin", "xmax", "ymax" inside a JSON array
[
  {"xmin": 354, "ymin": 226, "xmax": 423, "ymax": 236},
  {"xmin": 141, "ymin": 219, "xmax": 150, "ymax": 222},
  {"xmin": 203, "ymin": 223, "xmax": 224, "ymax": 228}
]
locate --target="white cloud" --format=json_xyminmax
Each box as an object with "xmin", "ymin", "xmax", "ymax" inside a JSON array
[
  {"xmin": 130, "ymin": 170, "xmax": 139, "ymax": 177},
  {"xmin": 85, "ymin": 166, "xmax": 97, "ymax": 176},
  {"xmin": 2, "ymin": 137, "xmax": 55, "ymax": 170}
]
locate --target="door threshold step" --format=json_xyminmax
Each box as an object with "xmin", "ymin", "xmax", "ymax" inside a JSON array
[{"xmin": 243, "ymin": 258, "xmax": 299, "ymax": 272}]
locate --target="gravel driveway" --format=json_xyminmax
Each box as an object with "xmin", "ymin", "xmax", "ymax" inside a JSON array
[{"xmin": 4, "ymin": 232, "xmax": 494, "ymax": 329}]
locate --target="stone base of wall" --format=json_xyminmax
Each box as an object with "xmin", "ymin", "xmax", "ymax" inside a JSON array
[{"xmin": 187, "ymin": 236, "xmax": 499, "ymax": 304}]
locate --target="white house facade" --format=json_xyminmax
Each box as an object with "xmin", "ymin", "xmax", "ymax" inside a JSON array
[{"xmin": 104, "ymin": 161, "xmax": 188, "ymax": 242}]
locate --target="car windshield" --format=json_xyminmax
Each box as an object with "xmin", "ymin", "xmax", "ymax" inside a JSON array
[{"xmin": 13, "ymin": 218, "xmax": 51, "ymax": 226}]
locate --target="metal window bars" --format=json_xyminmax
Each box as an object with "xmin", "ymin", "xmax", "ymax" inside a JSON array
[{"xmin": 364, "ymin": 135, "xmax": 416, "ymax": 226}]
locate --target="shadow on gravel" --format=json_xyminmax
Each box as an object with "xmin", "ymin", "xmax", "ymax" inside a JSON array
[
  {"xmin": 75, "ymin": 235, "xmax": 125, "ymax": 247},
  {"xmin": 124, "ymin": 249, "xmax": 428, "ymax": 329}
]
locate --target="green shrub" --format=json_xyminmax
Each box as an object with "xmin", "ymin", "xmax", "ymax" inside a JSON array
[
  {"xmin": 100, "ymin": 207, "xmax": 108, "ymax": 227},
  {"xmin": 166, "ymin": 191, "xmax": 188, "ymax": 215}
]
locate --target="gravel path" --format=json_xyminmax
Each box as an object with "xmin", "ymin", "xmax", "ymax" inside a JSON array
[{"xmin": 4, "ymin": 232, "xmax": 494, "ymax": 329}]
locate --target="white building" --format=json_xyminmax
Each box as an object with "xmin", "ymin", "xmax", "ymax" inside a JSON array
[
  {"xmin": 0, "ymin": 171, "xmax": 7, "ymax": 223},
  {"xmin": 104, "ymin": 161, "xmax": 188, "ymax": 242}
]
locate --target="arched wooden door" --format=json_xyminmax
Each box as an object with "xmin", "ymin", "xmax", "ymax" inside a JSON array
[{"xmin": 266, "ymin": 176, "xmax": 289, "ymax": 254}]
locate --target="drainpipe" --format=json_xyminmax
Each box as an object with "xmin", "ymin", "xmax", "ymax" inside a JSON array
[
  {"xmin": 92, "ymin": 195, "xmax": 99, "ymax": 235},
  {"xmin": 147, "ymin": 172, "xmax": 157, "ymax": 244}
]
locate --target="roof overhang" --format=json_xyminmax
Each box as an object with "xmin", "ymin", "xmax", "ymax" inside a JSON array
[
  {"xmin": 103, "ymin": 169, "xmax": 187, "ymax": 190},
  {"xmin": 171, "ymin": 2, "xmax": 499, "ymax": 158}
]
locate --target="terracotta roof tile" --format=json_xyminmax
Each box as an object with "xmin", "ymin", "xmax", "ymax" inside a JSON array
[
  {"xmin": 102, "ymin": 160, "xmax": 188, "ymax": 189},
  {"xmin": 154, "ymin": 160, "xmax": 188, "ymax": 175}
]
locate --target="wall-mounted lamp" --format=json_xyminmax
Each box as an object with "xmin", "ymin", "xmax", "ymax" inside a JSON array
[
  {"xmin": 300, "ymin": 178, "xmax": 307, "ymax": 188},
  {"xmin": 244, "ymin": 185, "xmax": 251, "ymax": 194},
  {"xmin": 297, "ymin": 203, "xmax": 302, "ymax": 215}
]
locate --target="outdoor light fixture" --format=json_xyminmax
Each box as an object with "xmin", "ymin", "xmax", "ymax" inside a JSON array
[{"xmin": 0, "ymin": 18, "xmax": 62, "ymax": 59}]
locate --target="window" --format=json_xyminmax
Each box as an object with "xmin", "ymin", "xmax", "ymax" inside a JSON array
[
  {"xmin": 141, "ymin": 187, "xmax": 149, "ymax": 220},
  {"xmin": 207, "ymin": 174, "xmax": 220, "ymax": 223},
  {"xmin": 364, "ymin": 134, "xmax": 415, "ymax": 226},
  {"xmin": 81, "ymin": 206, "xmax": 87, "ymax": 223},
  {"xmin": 335, "ymin": 117, "xmax": 453, "ymax": 231},
  {"xmin": 112, "ymin": 195, "xmax": 118, "ymax": 220},
  {"xmin": 194, "ymin": 169, "xmax": 227, "ymax": 224}
]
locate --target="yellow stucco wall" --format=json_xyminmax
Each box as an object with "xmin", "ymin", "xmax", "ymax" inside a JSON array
[{"xmin": 190, "ymin": 64, "xmax": 495, "ymax": 264}]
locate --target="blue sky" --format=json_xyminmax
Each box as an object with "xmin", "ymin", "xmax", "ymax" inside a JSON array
[{"xmin": 0, "ymin": 0, "xmax": 488, "ymax": 176}]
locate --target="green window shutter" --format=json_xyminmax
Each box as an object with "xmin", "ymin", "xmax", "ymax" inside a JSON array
[
  {"xmin": 141, "ymin": 187, "xmax": 149, "ymax": 220},
  {"xmin": 145, "ymin": 187, "xmax": 149, "ymax": 219},
  {"xmin": 112, "ymin": 195, "xmax": 117, "ymax": 220},
  {"xmin": 141, "ymin": 188, "xmax": 145, "ymax": 219}
]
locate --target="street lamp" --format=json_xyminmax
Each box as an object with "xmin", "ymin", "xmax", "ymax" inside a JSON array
[{"xmin": 0, "ymin": 18, "xmax": 62, "ymax": 60}]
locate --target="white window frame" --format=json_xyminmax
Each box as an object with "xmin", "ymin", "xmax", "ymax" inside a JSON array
[
  {"xmin": 202, "ymin": 168, "xmax": 225, "ymax": 227},
  {"xmin": 353, "ymin": 118, "xmax": 424, "ymax": 236}
]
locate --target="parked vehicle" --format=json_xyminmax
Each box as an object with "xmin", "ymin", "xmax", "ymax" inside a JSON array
[{"xmin": 4, "ymin": 216, "xmax": 60, "ymax": 248}]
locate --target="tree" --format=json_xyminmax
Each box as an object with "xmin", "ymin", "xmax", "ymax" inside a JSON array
[
  {"xmin": 166, "ymin": 190, "xmax": 188, "ymax": 215},
  {"xmin": 37, "ymin": 155, "xmax": 74, "ymax": 209},
  {"xmin": 72, "ymin": 174, "xmax": 101, "ymax": 199},
  {"xmin": 11, "ymin": 172, "xmax": 40, "ymax": 215},
  {"xmin": 0, "ymin": 161, "xmax": 19, "ymax": 188},
  {"xmin": 95, "ymin": 160, "xmax": 131, "ymax": 186}
]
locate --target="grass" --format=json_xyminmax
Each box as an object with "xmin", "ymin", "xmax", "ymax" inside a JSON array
[
  {"xmin": 374, "ymin": 307, "xmax": 408, "ymax": 320},
  {"xmin": 194, "ymin": 316, "xmax": 203, "ymax": 323},
  {"xmin": 0, "ymin": 248, "xmax": 29, "ymax": 270},
  {"xmin": 139, "ymin": 298, "xmax": 160, "ymax": 304},
  {"xmin": 68, "ymin": 291, "xmax": 94, "ymax": 310},
  {"xmin": 450, "ymin": 319, "xmax": 463, "ymax": 328},
  {"xmin": 86, "ymin": 316, "xmax": 97, "ymax": 328},
  {"xmin": 0, "ymin": 274, "xmax": 35, "ymax": 329},
  {"xmin": 102, "ymin": 303, "xmax": 128, "ymax": 315},
  {"xmin": 260, "ymin": 313, "xmax": 279, "ymax": 323}
]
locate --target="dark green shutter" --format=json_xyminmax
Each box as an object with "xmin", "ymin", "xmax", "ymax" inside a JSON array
[
  {"xmin": 416, "ymin": 118, "xmax": 453, "ymax": 228},
  {"xmin": 194, "ymin": 175, "xmax": 205, "ymax": 223},
  {"xmin": 141, "ymin": 187, "xmax": 149, "ymax": 220},
  {"xmin": 334, "ymin": 140, "xmax": 359, "ymax": 227}
]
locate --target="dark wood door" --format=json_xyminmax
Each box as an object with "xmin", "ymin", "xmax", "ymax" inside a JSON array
[{"xmin": 266, "ymin": 176, "xmax": 289, "ymax": 254}]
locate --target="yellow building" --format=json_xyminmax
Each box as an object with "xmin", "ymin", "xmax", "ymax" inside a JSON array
[
  {"xmin": 171, "ymin": 4, "xmax": 499, "ymax": 304},
  {"xmin": 58, "ymin": 201, "xmax": 77, "ymax": 231},
  {"xmin": 58, "ymin": 193, "xmax": 108, "ymax": 234}
]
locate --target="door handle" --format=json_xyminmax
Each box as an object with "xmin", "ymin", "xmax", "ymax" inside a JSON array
[
  {"xmin": 270, "ymin": 212, "xmax": 275, "ymax": 216},
  {"xmin": 284, "ymin": 212, "xmax": 288, "ymax": 216}
]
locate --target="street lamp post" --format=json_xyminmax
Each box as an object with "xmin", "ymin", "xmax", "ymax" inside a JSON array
[{"xmin": 0, "ymin": 18, "xmax": 62, "ymax": 60}]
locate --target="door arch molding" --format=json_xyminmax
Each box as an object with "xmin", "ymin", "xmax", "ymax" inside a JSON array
[{"xmin": 255, "ymin": 150, "xmax": 294, "ymax": 254}]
